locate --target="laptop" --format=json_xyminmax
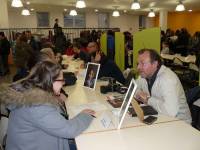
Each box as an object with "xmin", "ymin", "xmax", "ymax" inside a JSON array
[{"xmin": 117, "ymin": 79, "xmax": 137, "ymax": 129}]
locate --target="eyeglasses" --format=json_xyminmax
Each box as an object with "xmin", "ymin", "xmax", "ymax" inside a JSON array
[
  {"xmin": 55, "ymin": 79, "xmax": 65, "ymax": 83},
  {"xmin": 137, "ymin": 61, "xmax": 152, "ymax": 67}
]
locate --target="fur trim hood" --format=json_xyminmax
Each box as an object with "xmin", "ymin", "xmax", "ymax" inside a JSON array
[{"xmin": 0, "ymin": 84, "xmax": 59, "ymax": 109}]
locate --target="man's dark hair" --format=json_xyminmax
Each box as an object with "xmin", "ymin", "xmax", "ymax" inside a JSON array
[
  {"xmin": 72, "ymin": 42, "xmax": 81, "ymax": 49},
  {"xmin": 0, "ymin": 32, "xmax": 5, "ymax": 37},
  {"xmin": 138, "ymin": 49, "xmax": 162, "ymax": 67}
]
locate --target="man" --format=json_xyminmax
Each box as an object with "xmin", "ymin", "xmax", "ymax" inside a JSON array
[
  {"xmin": 135, "ymin": 49, "xmax": 191, "ymax": 123},
  {"xmin": 87, "ymin": 42, "xmax": 125, "ymax": 84},
  {"xmin": 25, "ymin": 31, "xmax": 40, "ymax": 51},
  {"xmin": 0, "ymin": 32, "xmax": 10, "ymax": 76}
]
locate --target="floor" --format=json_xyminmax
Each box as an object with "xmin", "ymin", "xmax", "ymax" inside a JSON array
[{"xmin": 0, "ymin": 65, "xmax": 16, "ymax": 84}]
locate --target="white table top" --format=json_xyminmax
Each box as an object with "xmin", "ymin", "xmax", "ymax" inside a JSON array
[
  {"xmin": 161, "ymin": 53, "xmax": 196, "ymax": 63},
  {"xmin": 76, "ymin": 120, "xmax": 200, "ymax": 150},
  {"xmin": 62, "ymin": 57, "xmax": 200, "ymax": 150}
]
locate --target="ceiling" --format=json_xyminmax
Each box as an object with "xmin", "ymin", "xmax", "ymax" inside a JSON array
[{"xmin": 8, "ymin": 0, "xmax": 200, "ymax": 14}]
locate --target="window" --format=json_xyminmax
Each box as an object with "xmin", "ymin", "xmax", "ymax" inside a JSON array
[
  {"xmin": 98, "ymin": 13, "xmax": 109, "ymax": 28},
  {"xmin": 64, "ymin": 13, "xmax": 85, "ymax": 28},
  {"xmin": 139, "ymin": 15, "xmax": 146, "ymax": 30},
  {"xmin": 37, "ymin": 12, "xmax": 49, "ymax": 27}
]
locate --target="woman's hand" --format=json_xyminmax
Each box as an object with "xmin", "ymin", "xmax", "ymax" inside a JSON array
[{"xmin": 81, "ymin": 109, "xmax": 96, "ymax": 117}]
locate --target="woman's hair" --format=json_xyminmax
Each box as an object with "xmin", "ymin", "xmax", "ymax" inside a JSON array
[{"xmin": 12, "ymin": 61, "xmax": 62, "ymax": 92}]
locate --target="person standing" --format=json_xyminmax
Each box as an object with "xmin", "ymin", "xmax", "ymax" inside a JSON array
[{"xmin": 0, "ymin": 32, "xmax": 10, "ymax": 76}]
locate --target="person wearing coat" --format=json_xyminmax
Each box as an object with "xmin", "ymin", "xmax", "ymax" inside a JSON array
[
  {"xmin": 135, "ymin": 49, "xmax": 191, "ymax": 124},
  {"xmin": 0, "ymin": 60, "xmax": 95, "ymax": 150}
]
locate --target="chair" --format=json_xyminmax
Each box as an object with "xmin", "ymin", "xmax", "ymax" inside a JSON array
[{"xmin": 186, "ymin": 86, "xmax": 200, "ymax": 129}]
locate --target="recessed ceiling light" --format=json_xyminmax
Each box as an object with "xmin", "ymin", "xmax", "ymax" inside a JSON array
[
  {"xmin": 188, "ymin": 9, "xmax": 192, "ymax": 12},
  {"xmin": 30, "ymin": 8, "xmax": 34, "ymax": 11},
  {"xmin": 123, "ymin": 10, "xmax": 127, "ymax": 13},
  {"xmin": 26, "ymin": 1, "xmax": 30, "ymax": 5},
  {"xmin": 95, "ymin": 9, "xmax": 98, "ymax": 12},
  {"xmin": 64, "ymin": 8, "xmax": 67, "ymax": 12}
]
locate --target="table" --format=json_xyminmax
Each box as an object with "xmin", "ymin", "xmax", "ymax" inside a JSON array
[
  {"xmin": 76, "ymin": 121, "xmax": 200, "ymax": 150},
  {"xmin": 62, "ymin": 56, "xmax": 200, "ymax": 150},
  {"xmin": 161, "ymin": 53, "xmax": 196, "ymax": 63}
]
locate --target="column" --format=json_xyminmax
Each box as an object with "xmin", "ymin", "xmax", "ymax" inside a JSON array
[
  {"xmin": 0, "ymin": 0, "xmax": 9, "ymax": 28},
  {"xmin": 159, "ymin": 9, "xmax": 168, "ymax": 31}
]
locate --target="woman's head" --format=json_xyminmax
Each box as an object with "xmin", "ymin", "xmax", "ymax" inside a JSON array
[{"xmin": 26, "ymin": 61, "xmax": 63, "ymax": 94}]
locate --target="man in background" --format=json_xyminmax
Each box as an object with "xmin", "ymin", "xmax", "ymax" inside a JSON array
[{"xmin": 0, "ymin": 32, "xmax": 10, "ymax": 76}]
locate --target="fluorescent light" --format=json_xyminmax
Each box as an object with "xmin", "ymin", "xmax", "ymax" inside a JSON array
[
  {"xmin": 112, "ymin": 10, "xmax": 120, "ymax": 17},
  {"xmin": 69, "ymin": 9, "xmax": 77, "ymax": 16},
  {"xmin": 11, "ymin": 0, "xmax": 23, "ymax": 7},
  {"xmin": 148, "ymin": 9, "xmax": 155, "ymax": 17},
  {"xmin": 175, "ymin": 1, "xmax": 185, "ymax": 11},
  {"xmin": 76, "ymin": 0, "xmax": 86, "ymax": 8},
  {"xmin": 131, "ymin": 0, "xmax": 140, "ymax": 10},
  {"xmin": 21, "ymin": 8, "xmax": 30, "ymax": 16}
]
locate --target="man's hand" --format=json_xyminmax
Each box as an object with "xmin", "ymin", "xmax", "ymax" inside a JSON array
[
  {"xmin": 94, "ymin": 51, "xmax": 101, "ymax": 62},
  {"xmin": 135, "ymin": 91, "xmax": 150, "ymax": 104}
]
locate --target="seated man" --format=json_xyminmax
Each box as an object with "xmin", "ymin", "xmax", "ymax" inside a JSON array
[
  {"xmin": 87, "ymin": 41, "xmax": 125, "ymax": 84},
  {"xmin": 135, "ymin": 48, "xmax": 191, "ymax": 123}
]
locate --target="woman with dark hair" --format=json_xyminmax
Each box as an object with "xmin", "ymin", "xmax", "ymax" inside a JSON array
[{"xmin": 0, "ymin": 61, "xmax": 95, "ymax": 150}]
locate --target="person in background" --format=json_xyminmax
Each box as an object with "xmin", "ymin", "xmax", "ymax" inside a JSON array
[
  {"xmin": 0, "ymin": 60, "xmax": 95, "ymax": 150},
  {"xmin": 87, "ymin": 41, "xmax": 126, "ymax": 84},
  {"xmin": 73, "ymin": 42, "xmax": 90, "ymax": 63},
  {"xmin": 53, "ymin": 27, "xmax": 67, "ymax": 54},
  {"xmin": 135, "ymin": 49, "xmax": 191, "ymax": 123},
  {"xmin": 53, "ymin": 18, "xmax": 60, "ymax": 35},
  {"xmin": 107, "ymin": 30, "xmax": 115, "ymax": 60},
  {"xmin": 161, "ymin": 41, "xmax": 170, "ymax": 54},
  {"xmin": 0, "ymin": 32, "xmax": 11, "ymax": 76},
  {"xmin": 25, "ymin": 31, "xmax": 40, "ymax": 51}
]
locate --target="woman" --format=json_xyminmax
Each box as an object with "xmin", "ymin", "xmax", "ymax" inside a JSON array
[{"xmin": 0, "ymin": 61, "xmax": 95, "ymax": 150}]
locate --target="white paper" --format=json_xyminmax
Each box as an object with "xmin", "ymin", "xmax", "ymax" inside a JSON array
[{"xmin": 69, "ymin": 101, "xmax": 107, "ymax": 115}]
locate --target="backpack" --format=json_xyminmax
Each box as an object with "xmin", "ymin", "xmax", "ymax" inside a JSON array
[{"xmin": 63, "ymin": 72, "xmax": 77, "ymax": 86}]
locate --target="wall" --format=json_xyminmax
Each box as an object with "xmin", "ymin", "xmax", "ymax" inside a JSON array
[
  {"xmin": 0, "ymin": 0, "xmax": 9, "ymax": 28},
  {"xmin": 152, "ymin": 11, "xmax": 200, "ymax": 35},
  {"xmin": 6, "ymin": 6, "xmax": 154, "ymax": 33},
  {"xmin": 109, "ymin": 14, "xmax": 139, "ymax": 32},
  {"xmin": 168, "ymin": 11, "xmax": 200, "ymax": 35}
]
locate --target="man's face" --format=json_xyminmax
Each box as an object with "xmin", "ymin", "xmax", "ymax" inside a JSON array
[
  {"xmin": 137, "ymin": 51, "xmax": 158, "ymax": 79},
  {"xmin": 87, "ymin": 42, "xmax": 98, "ymax": 54}
]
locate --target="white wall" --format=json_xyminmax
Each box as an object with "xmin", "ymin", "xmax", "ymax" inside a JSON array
[
  {"xmin": 7, "ymin": 6, "xmax": 153, "ymax": 33},
  {"xmin": 0, "ymin": 0, "xmax": 9, "ymax": 28},
  {"xmin": 109, "ymin": 14, "xmax": 139, "ymax": 33},
  {"xmin": 85, "ymin": 10, "xmax": 98, "ymax": 28}
]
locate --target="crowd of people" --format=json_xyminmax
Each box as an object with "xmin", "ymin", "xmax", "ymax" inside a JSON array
[{"xmin": 0, "ymin": 23, "xmax": 196, "ymax": 150}]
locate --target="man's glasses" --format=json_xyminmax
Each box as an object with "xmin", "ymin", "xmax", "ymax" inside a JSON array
[{"xmin": 55, "ymin": 79, "xmax": 65, "ymax": 83}]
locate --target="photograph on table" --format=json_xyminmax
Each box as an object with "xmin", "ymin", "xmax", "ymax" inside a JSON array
[{"xmin": 83, "ymin": 62, "xmax": 100, "ymax": 90}]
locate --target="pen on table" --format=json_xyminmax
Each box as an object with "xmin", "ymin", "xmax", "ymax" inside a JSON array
[{"xmin": 91, "ymin": 115, "xmax": 96, "ymax": 118}]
